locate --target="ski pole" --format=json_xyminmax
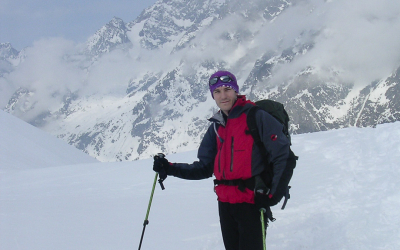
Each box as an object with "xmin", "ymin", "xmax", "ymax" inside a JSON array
[
  {"xmin": 260, "ymin": 208, "xmax": 267, "ymax": 250},
  {"xmin": 138, "ymin": 153, "xmax": 166, "ymax": 250},
  {"xmin": 138, "ymin": 173, "xmax": 158, "ymax": 250}
]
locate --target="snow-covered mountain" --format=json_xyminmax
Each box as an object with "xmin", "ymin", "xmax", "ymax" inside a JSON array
[{"xmin": 2, "ymin": 0, "xmax": 400, "ymax": 161}]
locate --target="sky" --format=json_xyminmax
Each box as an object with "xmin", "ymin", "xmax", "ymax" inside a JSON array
[
  {"xmin": 1, "ymin": 109, "xmax": 400, "ymax": 249},
  {"xmin": 0, "ymin": 0, "xmax": 159, "ymax": 50}
]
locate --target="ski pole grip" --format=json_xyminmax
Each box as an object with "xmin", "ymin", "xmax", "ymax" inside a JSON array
[
  {"xmin": 154, "ymin": 153, "xmax": 166, "ymax": 190},
  {"xmin": 156, "ymin": 153, "xmax": 165, "ymax": 159}
]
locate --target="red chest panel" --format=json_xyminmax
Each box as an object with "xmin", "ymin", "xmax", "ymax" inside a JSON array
[{"xmin": 214, "ymin": 113, "xmax": 254, "ymax": 180}]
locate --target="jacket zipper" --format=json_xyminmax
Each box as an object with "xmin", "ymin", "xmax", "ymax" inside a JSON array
[
  {"xmin": 218, "ymin": 142, "xmax": 223, "ymax": 174},
  {"xmin": 230, "ymin": 137, "xmax": 234, "ymax": 172}
]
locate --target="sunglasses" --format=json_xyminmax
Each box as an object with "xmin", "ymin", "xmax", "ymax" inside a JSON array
[{"xmin": 209, "ymin": 75, "xmax": 233, "ymax": 86}]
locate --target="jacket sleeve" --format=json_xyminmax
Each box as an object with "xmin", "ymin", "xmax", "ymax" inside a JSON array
[
  {"xmin": 166, "ymin": 124, "xmax": 216, "ymax": 180},
  {"xmin": 255, "ymin": 109, "xmax": 290, "ymax": 195}
]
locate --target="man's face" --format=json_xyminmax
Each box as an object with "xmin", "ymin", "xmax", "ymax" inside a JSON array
[{"xmin": 213, "ymin": 86, "xmax": 238, "ymax": 115}]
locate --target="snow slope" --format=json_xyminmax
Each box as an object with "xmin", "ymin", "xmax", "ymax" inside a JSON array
[
  {"xmin": 1, "ymin": 112, "xmax": 400, "ymax": 249},
  {"xmin": 0, "ymin": 110, "xmax": 97, "ymax": 172}
]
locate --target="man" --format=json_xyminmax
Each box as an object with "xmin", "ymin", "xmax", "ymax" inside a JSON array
[{"xmin": 153, "ymin": 70, "xmax": 291, "ymax": 250}]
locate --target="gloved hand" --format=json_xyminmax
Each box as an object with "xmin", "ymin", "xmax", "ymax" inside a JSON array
[
  {"xmin": 253, "ymin": 175, "xmax": 271, "ymax": 210},
  {"xmin": 254, "ymin": 192, "xmax": 276, "ymax": 223},
  {"xmin": 153, "ymin": 153, "xmax": 170, "ymax": 181},
  {"xmin": 254, "ymin": 192, "xmax": 273, "ymax": 211}
]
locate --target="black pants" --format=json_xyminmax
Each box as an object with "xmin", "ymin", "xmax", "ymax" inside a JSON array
[{"xmin": 218, "ymin": 201, "xmax": 266, "ymax": 250}]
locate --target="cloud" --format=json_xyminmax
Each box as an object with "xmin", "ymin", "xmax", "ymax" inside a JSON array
[
  {"xmin": 315, "ymin": 0, "xmax": 400, "ymax": 84},
  {"xmin": 3, "ymin": 34, "xmax": 183, "ymax": 121},
  {"xmin": 261, "ymin": 0, "xmax": 400, "ymax": 86},
  {"xmin": 0, "ymin": 78, "xmax": 15, "ymax": 108},
  {"xmin": 5, "ymin": 38, "xmax": 85, "ymax": 120}
]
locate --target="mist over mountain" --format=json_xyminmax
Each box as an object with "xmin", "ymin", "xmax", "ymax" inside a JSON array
[{"xmin": 1, "ymin": 0, "xmax": 400, "ymax": 161}]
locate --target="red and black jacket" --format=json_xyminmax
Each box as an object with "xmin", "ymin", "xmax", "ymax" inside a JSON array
[{"xmin": 167, "ymin": 95, "xmax": 290, "ymax": 204}]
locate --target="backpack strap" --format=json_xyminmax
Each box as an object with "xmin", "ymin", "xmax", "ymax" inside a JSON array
[
  {"xmin": 247, "ymin": 106, "xmax": 269, "ymax": 162},
  {"xmin": 281, "ymin": 186, "xmax": 291, "ymax": 210},
  {"xmin": 246, "ymin": 106, "xmax": 271, "ymax": 167}
]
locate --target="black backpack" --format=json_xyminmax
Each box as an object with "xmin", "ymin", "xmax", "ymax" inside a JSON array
[{"xmin": 247, "ymin": 99, "xmax": 298, "ymax": 209}]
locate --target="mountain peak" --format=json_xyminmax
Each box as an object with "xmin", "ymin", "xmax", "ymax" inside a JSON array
[
  {"xmin": 0, "ymin": 43, "xmax": 19, "ymax": 59},
  {"xmin": 109, "ymin": 17, "xmax": 126, "ymax": 28},
  {"xmin": 86, "ymin": 17, "xmax": 130, "ymax": 56}
]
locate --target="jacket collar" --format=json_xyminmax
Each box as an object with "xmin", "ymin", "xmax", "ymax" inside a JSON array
[{"xmin": 208, "ymin": 95, "xmax": 249, "ymax": 126}]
